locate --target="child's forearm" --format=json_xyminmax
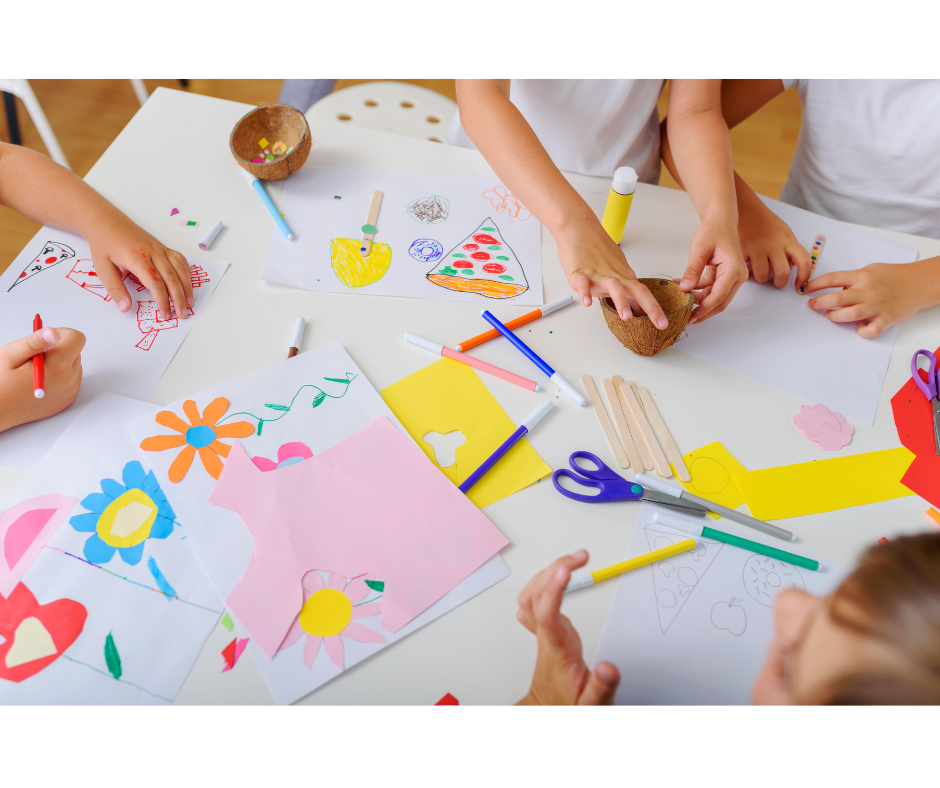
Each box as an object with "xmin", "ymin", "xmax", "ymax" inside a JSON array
[
  {"xmin": 0, "ymin": 142, "xmax": 129, "ymax": 238},
  {"xmin": 455, "ymin": 80, "xmax": 598, "ymax": 239}
]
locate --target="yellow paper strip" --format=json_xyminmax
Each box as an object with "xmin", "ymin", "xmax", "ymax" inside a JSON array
[
  {"xmin": 735, "ymin": 447, "xmax": 916, "ymax": 520},
  {"xmin": 678, "ymin": 441, "xmax": 749, "ymax": 519},
  {"xmin": 381, "ymin": 358, "xmax": 551, "ymax": 509}
]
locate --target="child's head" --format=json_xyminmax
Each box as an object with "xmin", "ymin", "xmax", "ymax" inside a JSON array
[{"xmin": 753, "ymin": 533, "xmax": 940, "ymax": 704}]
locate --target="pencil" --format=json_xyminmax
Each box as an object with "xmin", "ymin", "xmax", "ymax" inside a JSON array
[
  {"xmin": 455, "ymin": 296, "xmax": 573, "ymax": 352},
  {"xmin": 32, "ymin": 314, "xmax": 45, "ymax": 399}
]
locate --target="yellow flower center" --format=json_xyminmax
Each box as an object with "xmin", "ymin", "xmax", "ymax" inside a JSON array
[
  {"xmin": 298, "ymin": 588, "xmax": 352, "ymax": 638},
  {"xmin": 97, "ymin": 489, "xmax": 158, "ymax": 548}
]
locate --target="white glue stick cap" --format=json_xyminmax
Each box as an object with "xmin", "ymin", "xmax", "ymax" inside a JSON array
[
  {"xmin": 404, "ymin": 332, "xmax": 444, "ymax": 356},
  {"xmin": 611, "ymin": 166, "xmax": 638, "ymax": 196},
  {"xmin": 198, "ymin": 220, "xmax": 224, "ymax": 251}
]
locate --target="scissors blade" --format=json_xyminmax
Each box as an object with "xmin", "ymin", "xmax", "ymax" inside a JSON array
[
  {"xmin": 641, "ymin": 491, "xmax": 707, "ymax": 516},
  {"xmin": 933, "ymin": 398, "xmax": 940, "ymax": 456}
]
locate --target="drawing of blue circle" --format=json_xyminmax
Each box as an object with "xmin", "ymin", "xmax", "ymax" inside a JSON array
[{"xmin": 408, "ymin": 239, "xmax": 444, "ymax": 263}]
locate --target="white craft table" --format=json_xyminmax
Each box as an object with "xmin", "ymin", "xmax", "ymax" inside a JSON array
[{"xmin": 2, "ymin": 87, "xmax": 940, "ymax": 705}]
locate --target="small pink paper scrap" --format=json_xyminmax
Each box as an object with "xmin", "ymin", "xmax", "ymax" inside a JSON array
[
  {"xmin": 170, "ymin": 207, "xmax": 179, "ymax": 217},
  {"xmin": 178, "ymin": 219, "xmax": 199, "ymax": 227},
  {"xmin": 792, "ymin": 403, "xmax": 854, "ymax": 451}
]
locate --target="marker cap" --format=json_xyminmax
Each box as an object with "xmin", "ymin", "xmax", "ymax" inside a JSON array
[
  {"xmin": 611, "ymin": 166, "xmax": 638, "ymax": 196},
  {"xmin": 404, "ymin": 332, "xmax": 444, "ymax": 356}
]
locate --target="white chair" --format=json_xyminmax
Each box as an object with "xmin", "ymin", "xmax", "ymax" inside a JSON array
[
  {"xmin": 306, "ymin": 81, "xmax": 457, "ymax": 143},
  {"xmin": 0, "ymin": 79, "xmax": 70, "ymax": 169}
]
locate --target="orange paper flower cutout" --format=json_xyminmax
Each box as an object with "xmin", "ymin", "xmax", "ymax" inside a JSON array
[{"xmin": 140, "ymin": 397, "xmax": 254, "ymax": 482}]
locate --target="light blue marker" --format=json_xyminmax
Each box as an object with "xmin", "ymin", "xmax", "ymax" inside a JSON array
[{"xmin": 240, "ymin": 168, "xmax": 294, "ymax": 240}]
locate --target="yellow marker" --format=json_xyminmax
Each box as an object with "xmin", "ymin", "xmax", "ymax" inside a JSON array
[
  {"xmin": 565, "ymin": 538, "xmax": 696, "ymax": 592},
  {"xmin": 600, "ymin": 166, "xmax": 638, "ymax": 245}
]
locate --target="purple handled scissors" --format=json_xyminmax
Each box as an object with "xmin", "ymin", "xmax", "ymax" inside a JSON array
[
  {"xmin": 912, "ymin": 349, "xmax": 940, "ymax": 455},
  {"xmin": 552, "ymin": 451, "xmax": 707, "ymax": 515}
]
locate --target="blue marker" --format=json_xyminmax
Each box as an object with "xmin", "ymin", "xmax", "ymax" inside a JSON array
[
  {"xmin": 240, "ymin": 168, "xmax": 294, "ymax": 241},
  {"xmin": 460, "ymin": 402, "xmax": 552, "ymax": 494},
  {"xmin": 480, "ymin": 310, "xmax": 587, "ymax": 406}
]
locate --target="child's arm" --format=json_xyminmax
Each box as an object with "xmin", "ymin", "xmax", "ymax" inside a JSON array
[
  {"xmin": 662, "ymin": 80, "xmax": 813, "ymax": 292},
  {"xmin": 804, "ymin": 256, "xmax": 940, "ymax": 338},
  {"xmin": 0, "ymin": 142, "xmax": 191, "ymax": 321},
  {"xmin": 0, "ymin": 327, "xmax": 85, "ymax": 433},
  {"xmin": 515, "ymin": 551, "xmax": 620, "ymax": 705},
  {"xmin": 665, "ymin": 80, "xmax": 748, "ymax": 323},
  {"xmin": 455, "ymin": 80, "xmax": 669, "ymax": 328}
]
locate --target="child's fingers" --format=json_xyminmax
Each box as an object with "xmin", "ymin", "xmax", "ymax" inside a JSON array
[
  {"xmin": 825, "ymin": 304, "xmax": 876, "ymax": 324},
  {"xmin": 769, "ymin": 251, "xmax": 791, "ymax": 289},
  {"xmin": 679, "ymin": 254, "xmax": 709, "ymax": 292},
  {"xmin": 153, "ymin": 249, "xmax": 189, "ymax": 320},
  {"xmin": 624, "ymin": 280, "xmax": 667, "ymax": 329},
  {"xmin": 604, "ymin": 279, "xmax": 634, "ymax": 321},
  {"xmin": 0, "ymin": 328, "xmax": 63, "ymax": 369},
  {"xmin": 134, "ymin": 261, "xmax": 173, "ymax": 320},
  {"xmin": 803, "ymin": 269, "xmax": 857, "ymax": 294},
  {"xmin": 807, "ymin": 289, "xmax": 857, "ymax": 311},
  {"xmin": 577, "ymin": 662, "xmax": 620, "ymax": 705},
  {"xmin": 790, "ymin": 242, "xmax": 813, "ymax": 291},
  {"xmin": 691, "ymin": 267, "xmax": 744, "ymax": 324},
  {"xmin": 858, "ymin": 317, "xmax": 890, "ymax": 339},
  {"xmin": 749, "ymin": 253, "xmax": 771, "ymax": 284},
  {"xmin": 44, "ymin": 328, "xmax": 86, "ymax": 372},
  {"xmin": 569, "ymin": 273, "xmax": 593, "ymax": 307},
  {"xmin": 532, "ymin": 552, "xmax": 588, "ymax": 630},
  {"xmin": 93, "ymin": 258, "xmax": 132, "ymax": 312},
  {"xmin": 166, "ymin": 248, "xmax": 194, "ymax": 309}
]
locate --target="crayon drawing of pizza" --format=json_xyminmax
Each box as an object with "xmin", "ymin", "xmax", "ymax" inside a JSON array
[{"xmin": 426, "ymin": 218, "xmax": 529, "ymax": 299}]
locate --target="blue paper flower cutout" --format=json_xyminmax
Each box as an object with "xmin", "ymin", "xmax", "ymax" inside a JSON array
[{"xmin": 69, "ymin": 461, "xmax": 176, "ymax": 566}]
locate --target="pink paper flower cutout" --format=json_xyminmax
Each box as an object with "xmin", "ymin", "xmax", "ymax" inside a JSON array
[
  {"xmin": 792, "ymin": 404, "xmax": 854, "ymax": 451},
  {"xmin": 250, "ymin": 442, "xmax": 313, "ymax": 472},
  {"xmin": 277, "ymin": 570, "xmax": 386, "ymax": 671}
]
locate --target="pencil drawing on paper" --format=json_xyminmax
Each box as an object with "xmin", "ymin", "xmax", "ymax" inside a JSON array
[
  {"xmin": 483, "ymin": 186, "xmax": 532, "ymax": 221},
  {"xmin": 645, "ymin": 524, "xmax": 723, "ymax": 634},
  {"xmin": 7, "ymin": 241, "xmax": 76, "ymax": 292},
  {"xmin": 743, "ymin": 555, "xmax": 804, "ymax": 607},
  {"xmin": 710, "ymin": 597, "xmax": 747, "ymax": 636},
  {"xmin": 406, "ymin": 194, "xmax": 450, "ymax": 225}
]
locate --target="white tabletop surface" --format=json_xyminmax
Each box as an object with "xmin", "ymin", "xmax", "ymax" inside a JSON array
[{"xmin": 3, "ymin": 87, "xmax": 940, "ymax": 705}]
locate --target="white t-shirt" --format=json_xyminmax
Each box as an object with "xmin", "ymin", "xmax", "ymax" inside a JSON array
[
  {"xmin": 446, "ymin": 79, "xmax": 665, "ymax": 183},
  {"xmin": 780, "ymin": 79, "xmax": 940, "ymax": 239}
]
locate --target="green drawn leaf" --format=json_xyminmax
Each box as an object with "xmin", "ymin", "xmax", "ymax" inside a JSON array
[
  {"xmin": 311, "ymin": 391, "xmax": 326, "ymax": 408},
  {"xmin": 257, "ymin": 421, "xmax": 264, "ymax": 436},
  {"xmin": 364, "ymin": 579, "xmax": 385, "ymax": 592},
  {"xmin": 323, "ymin": 377, "xmax": 351, "ymax": 384},
  {"xmin": 104, "ymin": 631, "xmax": 122, "ymax": 680},
  {"xmin": 265, "ymin": 403, "xmax": 290, "ymax": 411}
]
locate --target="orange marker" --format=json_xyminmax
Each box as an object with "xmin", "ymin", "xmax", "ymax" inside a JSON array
[
  {"xmin": 32, "ymin": 314, "xmax": 45, "ymax": 399},
  {"xmin": 455, "ymin": 296, "xmax": 572, "ymax": 352}
]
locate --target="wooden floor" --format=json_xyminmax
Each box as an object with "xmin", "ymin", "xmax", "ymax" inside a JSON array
[{"xmin": 0, "ymin": 79, "xmax": 801, "ymax": 273}]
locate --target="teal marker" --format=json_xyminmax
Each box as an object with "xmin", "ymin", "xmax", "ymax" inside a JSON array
[{"xmin": 240, "ymin": 167, "xmax": 294, "ymax": 241}]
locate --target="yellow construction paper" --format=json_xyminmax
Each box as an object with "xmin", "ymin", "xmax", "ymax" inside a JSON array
[
  {"xmin": 735, "ymin": 447, "xmax": 916, "ymax": 520},
  {"xmin": 678, "ymin": 441, "xmax": 749, "ymax": 519},
  {"xmin": 381, "ymin": 358, "xmax": 551, "ymax": 509}
]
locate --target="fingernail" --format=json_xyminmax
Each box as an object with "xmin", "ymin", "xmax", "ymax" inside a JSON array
[
  {"xmin": 119, "ymin": 299, "xmax": 130, "ymax": 312},
  {"xmin": 554, "ymin": 567, "xmax": 568, "ymax": 583},
  {"xmin": 657, "ymin": 317, "xmax": 668, "ymax": 329},
  {"xmin": 41, "ymin": 328, "xmax": 58, "ymax": 344},
  {"xmin": 187, "ymin": 297, "xmax": 194, "ymax": 307},
  {"xmin": 596, "ymin": 662, "xmax": 618, "ymax": 683},
  {"xmin": 573, "ymin": 549, "xmax": 587, "ymax": 561},
  {"xmin": 680, "ymin": 279, "xmax": 692, "ymax": 289},
  {"xmin": 582, "ymin": 297, "xmax": 591, "ymax": 307}
]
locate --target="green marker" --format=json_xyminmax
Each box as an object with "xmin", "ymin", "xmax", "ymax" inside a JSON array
[{"xmin": 653, "ymin": 511, "xmax": 820, "ymax": 571}]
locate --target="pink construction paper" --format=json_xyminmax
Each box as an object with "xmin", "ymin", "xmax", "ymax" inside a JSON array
[
  {"xmin": 211, "ymin": 416, "xmax": 509, "ymax": 659},
  {"xmin": 792, "ymin": 403, "xmax": 854, "ymax": 451},
  {"xmin": 0, "ymin": 495, "xmax": 79, "ymax": 596},
  {"xmin": 251, "ymin": 442, "xmax": 313, "ymax": 472}
]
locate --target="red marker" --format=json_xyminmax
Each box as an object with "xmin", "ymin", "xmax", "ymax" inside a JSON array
[{"xmin": 32, "ymin": 314, "xmax": 45, "ymax": 399}]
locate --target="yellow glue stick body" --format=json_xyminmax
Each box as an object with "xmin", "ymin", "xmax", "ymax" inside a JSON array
[{"xmin": 601, "ymin": 166, "xmax": 638, "ymax": 245}]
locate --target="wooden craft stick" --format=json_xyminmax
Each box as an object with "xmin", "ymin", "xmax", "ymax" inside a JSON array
[
  {"xmin": 602, "ymin": 378, "xmax": 643, "ymax": 472},
  {"xmin": 612, "ymin": 376, "xmax": 653, "ymax": 471},
  {"xmin": 582, "ymin": 375, "xmax": 630, "ymax": 469},
  {"xmin": 638, "ymin": 387, "xmax": 691, "ymax": 482},
  {"xmin": 618, "ymin": 380, "xmax": 672, "ymax": 478},
  {"xmin": 360, "ymin": 190, "xmax": 383, "ymax": 258}
]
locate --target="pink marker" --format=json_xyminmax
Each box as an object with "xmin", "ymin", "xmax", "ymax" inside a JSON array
[{"xmin": 404, "ymin": 332, "xmax": 540, "ymax": 392}]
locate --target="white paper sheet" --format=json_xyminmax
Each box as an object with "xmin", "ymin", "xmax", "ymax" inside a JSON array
[
  {"xmin": 675, "ymin": 197, "xmax": 919, "ymax": 425},
  {"xmin": 261, "ymin": 165, "xmax": 543, "ymax": 305},
  {"xmin": 127, "ymin": 341, "xmax": 510, "ymax": 704},
  {"xmin": 0, "ymin": 228, "xmax": 228, "ymax": 472},
  {"xmin": 0, "ymin": 394, "xmax": 222, "ymax": 705},
  {"xmin": 593, "ymin": 503, "xmax": 849, "ymax": 705}
]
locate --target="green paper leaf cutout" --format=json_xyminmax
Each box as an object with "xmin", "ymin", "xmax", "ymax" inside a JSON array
[
  {"xmin": 311, "ymin": 391, "xmax": 326, "ymax": 408},
  {"xmin": 265, "ymin": 403, "xmax": 290, "ymax": 411},
  {"xmin": 104, "ymin": 632, "xmax": 122, "ymax": 680},
  {"xmin": 221, "ymin": 612, "xmax": 235, "ymax": 632},
  {"xmin": 364, "ymin": 579, "xmax": 385, "ymax": 592}
]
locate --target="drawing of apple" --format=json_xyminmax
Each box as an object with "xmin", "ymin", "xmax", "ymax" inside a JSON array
[{"xmin": 711, "ymin": 597, "xmax": 747, "ymax": 636}]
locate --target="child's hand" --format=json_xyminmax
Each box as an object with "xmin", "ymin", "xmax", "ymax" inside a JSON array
[
  {"xmin": 87, "ymin": 215, "xmax": 192, "ymax": 322},
  {"xmin": 679, "ymin": 215, "xmax": 748, "ymax": 324},
  {"xmin": 516, "ymin": 551, "xmax": 620, "ymax": 705},
  {"xmin": 0, "ymin": 327, "xmax": 85, "ymax": 433},
  {"xmin": 804, "ymin": 259, "xmax": 940, "ymax": 339},
  {"xmin": 738, "ymin": 190, "xmax": 813, "ymax": 290},
  {"xmin": 557, "ymin": 224, "xmax": 668, "ymax": 329}
]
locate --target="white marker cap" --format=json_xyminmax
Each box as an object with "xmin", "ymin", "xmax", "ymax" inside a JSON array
[
  {"xmin": 653, "ymin": 510, "xmax": 705, "ymax": 536},
  {"xmin": 404, "ymin": 332, "xmax": 444, "ymax": 356},
  {"xmin": 564, "ymin": 573, "xmax": 594, "ymax": 593},
  {"xmin": 198, "ymin": 220, "xmax": 224, "ymax": 251},
  {"xmin": 522, "ymin": 401, "xmax": 553, "ymax": 432},
  {"xmin": 550, "ymin": 372, "xmax": 588, "ymax": 407},
  {"xmin": 290, "ymin": 317, "xmax": 305, "ymax": 350},
  {"xmin": 539, "ymin": 295, "xmax": 574, "ymax": 317},
  {"xmin": 611, "ymin": 166, "xmax": 638, "ymax": 196},
  {"xmin": 635, "ymin": 472, "xmax": 682, "ymax": 498},
  {"xmin": 33, "ymin": 389, "xmax": 45, "ymax": 399}
]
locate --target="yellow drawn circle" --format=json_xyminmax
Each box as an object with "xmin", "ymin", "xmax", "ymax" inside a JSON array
[
  {"xmin": 298, "ymin": 588, "xmax": 352, "ymax": 638},
  {"xmin": 330, "ymin": 237, "xmax": 392, "ymax": 289},
  {"xmin": 688, "ymin": 457, "xmax": 730, "ymax": 495},
  {"xmin": 96, "ymin": 488, "xmax": 158, "ymax": 548}
]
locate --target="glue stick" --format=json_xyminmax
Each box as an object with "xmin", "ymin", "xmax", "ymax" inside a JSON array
[{"xmin": 600, "ymin": 166, "xmax": 638, "ymax": 245}]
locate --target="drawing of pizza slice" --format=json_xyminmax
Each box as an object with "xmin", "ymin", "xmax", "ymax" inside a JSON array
[
  {"xmin": 644, "ymin": 524, "xmax": 723, "ymax": 634},
  {"xmin": 7, "ymin": 241, "xmax": 76, "ymax": 292},
  {"xmin": 426, "ymin": 218, "xmax": 529, "ymax": 299}
]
